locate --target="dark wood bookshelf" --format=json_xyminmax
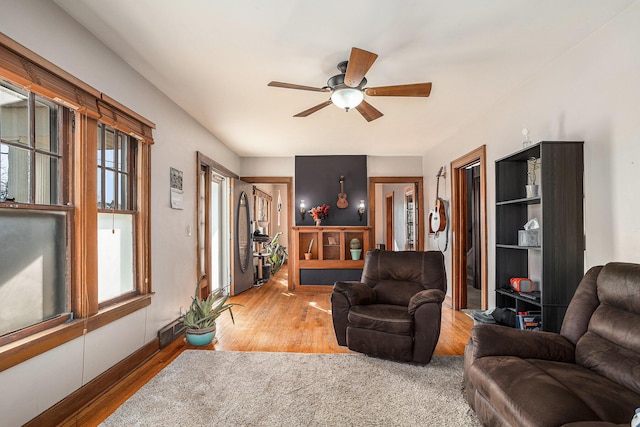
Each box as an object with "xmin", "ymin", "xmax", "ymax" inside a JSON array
[{"xmin": 495, "ymin": 141, "xmax": 584, "ymax": 332}]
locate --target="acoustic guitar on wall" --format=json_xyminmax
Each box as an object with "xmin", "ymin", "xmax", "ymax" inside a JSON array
[
  {"xmin": 337, "ymin": 175, "xmax": 348, "ymax": 208},
  {"xmin": 429, "ymin": 167, "xmax": 447, "ymax": 233}
]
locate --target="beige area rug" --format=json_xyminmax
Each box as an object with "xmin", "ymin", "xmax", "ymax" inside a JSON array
[{"xmin": 101, "ymin": 350, "xmax": 481, "ymax": 426}]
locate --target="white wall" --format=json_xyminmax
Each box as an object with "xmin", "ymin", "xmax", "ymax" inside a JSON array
[
  {"xmin": 368, "ymin": 156, "xmax": 423, "ymax": 176},
  {"xmin": 240, "ymin": 156, "xmax": 423, "ymax": 178},
  {"xmin": 240, "ymin": 156, "xmax": 294, "ymax": 177},
  {"xmin": 423, "ymin": 1, "xmax": 640, "ymax": 305},
  {"xmin": 0, "ymin": 1, "xmax": 242, "ymax": 425},
  {"xmin": 269, "ymin": 184, "xmax": 289, "ymax": 253}
]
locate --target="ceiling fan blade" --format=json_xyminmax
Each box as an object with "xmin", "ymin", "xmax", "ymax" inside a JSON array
[
  {"xmin": 355, "ymin": 100, "xmax": 383, "ymax": 122},
  {"xmin": 293, "ymin": 100, "xmax": 333, "ymax": 117},
  {"xmin": 268, "ymin": 81, "xmax": 329, "ymax": 92},
  {"xmin": 365, "ymin": 83, "xmax": 432, "ymax": 97},
  {"xmin": 344, "ymin": 48, "xmax": 378, "ymax": 88}
]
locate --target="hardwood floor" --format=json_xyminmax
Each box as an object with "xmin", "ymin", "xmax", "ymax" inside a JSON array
[{"xmin": 62, "ymin": 268, "xmax": 473, "ymax": 426}]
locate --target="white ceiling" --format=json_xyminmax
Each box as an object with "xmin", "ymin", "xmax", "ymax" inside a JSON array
[{"xmin": 54, "ymin": 0, "xmax": 634, "ymax": 157}]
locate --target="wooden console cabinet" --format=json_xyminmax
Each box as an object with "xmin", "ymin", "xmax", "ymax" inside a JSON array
[{"xmin": 291, "ymin": 226, "xmax": 372, "ymax": 292}]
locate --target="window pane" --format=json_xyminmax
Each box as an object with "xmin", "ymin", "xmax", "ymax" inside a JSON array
[
  {"xmin": 35, "ymin": 96, "xmax": 58, "ymax": 154},
  {"xmin": 0, "ymin": 209, "xmax": 67, "ymax": 336},
  {"xmin": 98, "ymin": 212, "xmax": 134, "ymax": 302},
  {"xmin": 0, "ymin": 143, "xmax": 7, "ymax": 201},
  {"xmin": 0, "ymin": 83, "xmax": 29, "ymax": 146},
  {"xmin": 97, "ymin": 125, "xmax": 103, "ymax": 166},
  {"xmin": 97, "ymin": 167, "xmax": 102, "ymax": 208},
  {"xmin": 118, "ymin": 173, "xmax": 127, "ymax": 210},
  {"xmin": 0, "ymin": 143, "xmax": 30, "ymax": 202},
  {"xmin": 118, "ymin": 133, "xmax": 127, "ymax": 171},
  {"xmin": 105, "ymin": 169, "xmax": 115, "ymax": 209},
  {"xmin": 35, "ymin": 153, "xmax": 59, "ymax": 205},
  {"xmin": 105, "ymin": 128, "xmax": 115, "ymax": 169}
]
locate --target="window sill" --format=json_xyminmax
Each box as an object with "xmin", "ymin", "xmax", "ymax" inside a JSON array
[{"xmin": 0, "ymin": 294, "xmax": 152, "ymax": 372}]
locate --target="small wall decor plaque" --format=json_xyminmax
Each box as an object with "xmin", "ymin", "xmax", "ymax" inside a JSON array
[{"xmin": 170, "ymin": 167, "xmax": 184, "ymax": 209}]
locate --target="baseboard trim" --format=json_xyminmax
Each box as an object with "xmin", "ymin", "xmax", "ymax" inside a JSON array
[
  {"xmin": 24, "ymin": 338, "xmax": 159, "ymax": 427},
  {"xmin": 444, "ymin": 295, "xmax": 453, "ymax": 309}
]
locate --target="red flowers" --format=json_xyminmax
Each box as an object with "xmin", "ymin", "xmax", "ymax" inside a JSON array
[{"xmin": 310, "ymin": 204, "xmax": 330, "ymax": 221}]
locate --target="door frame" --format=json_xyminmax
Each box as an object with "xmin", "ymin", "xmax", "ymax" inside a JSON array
[
  {"xmin": 197, "ymin": 152, "xmax": 238, "ymax": 298},
  {"xmin": 450, "ymin": 145, "xmax": 488, "ymax": 310},
  {"xmin": 369, "ymin": 177, "xmax": 424, "ymax": 251},
  {"xmin": 240, "ymin": 176, "xmax": 294, "ymax": 292},
  {"xmin": 385, "ymin": 191, "xmax": 394, "ymax": 250}
]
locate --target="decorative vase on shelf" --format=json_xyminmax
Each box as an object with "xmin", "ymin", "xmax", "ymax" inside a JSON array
[
  {"xmin": 525, "ymin": 184, "xmax": 539, "ymax": 198},
  {"xmin": 350, "ymin": 249, "xmax": 362, "ymax": 260},
  {"xmin": 315, "ymin": 219, "xmax": 322, "ymax": 226}
]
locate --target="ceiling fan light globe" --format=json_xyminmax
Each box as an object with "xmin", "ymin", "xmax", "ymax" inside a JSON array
[{"xmin": 331, "ymin": 88, "xmax": 364, "ymax": 110}]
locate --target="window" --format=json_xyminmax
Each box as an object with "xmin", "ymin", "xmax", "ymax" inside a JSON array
[
  {"xmin": 0, "ymin": 33, "xmax": 155, "ymax": 371},
  {"xmin": 0, "ymin": 82, "xmax": 62, "ymax": 205},
  {"xmin": 0, "ymin": 81, "xmax": 70, "ymax": 337},
  {"xmin": 97, "ymin": 124, "xmax": 136, "ymax": 303}
]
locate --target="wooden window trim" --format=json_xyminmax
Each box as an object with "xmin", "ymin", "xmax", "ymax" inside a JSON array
[
  {"xmin": 97, "ymin": 100, "xmax": 154, "ymax": 145},
  {"xmin": 0, "ymin": 294, "xmax": 152, "ymax": 372},
  {"xmin": 0, "ymin": 34, "xmax": 155, "ymax": 368}
]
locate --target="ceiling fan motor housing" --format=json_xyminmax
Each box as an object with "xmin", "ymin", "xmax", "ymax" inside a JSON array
[{"xmin": 327, "ymin": 73, "xmax": 367, "ymax": 91}]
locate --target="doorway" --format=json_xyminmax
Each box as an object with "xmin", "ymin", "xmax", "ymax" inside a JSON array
[
  {"xmin": 197, "ymin": 152, "xmax": 236, "ymax": 299},
  {"xmin": 240, "ymin": 176, "xmax": 294, "ymax": 292},
  {"xmin": 369, "ymin": 177, "xmax": 424, "ymax": 251},
  {"xmin": 451, "ymin": 146, "xmax": 487, "ymax": 311},
  {"xmin": 385, "ymin": 192, "xmax": 394, "ymax": 250}
]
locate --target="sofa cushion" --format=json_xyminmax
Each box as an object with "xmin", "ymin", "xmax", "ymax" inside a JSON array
[
  {"xmin": 468, "ymin": 356, "xmax": 640, "ymax": 426},
  {"xmin": 372, "ymin": 280, "xmax": 425, "ymax": 306},
  {"xmin": 346, "ymin": 327, "xmax": 414, "ymax": 362},
  {"xmin": 348, "ymin": 304, "xmax": 413, "ymax": 335},
  {"xmin": 574, "ymin": 262, "xmax": 640, "ymax": 394}
]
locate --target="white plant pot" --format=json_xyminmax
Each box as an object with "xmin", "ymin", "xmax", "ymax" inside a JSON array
[{"xmin": 525, "ymin": 185, "xmax": 539, "ymax": 198}]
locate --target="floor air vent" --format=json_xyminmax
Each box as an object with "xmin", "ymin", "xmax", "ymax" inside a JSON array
[{"xmin": 158, "ymin": 318, "xmax": 184, "ymax": 349}]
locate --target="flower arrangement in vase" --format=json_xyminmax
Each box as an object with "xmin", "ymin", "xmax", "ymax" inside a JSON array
[{"xmin": 310, "ymin": 204, "xmax": 330, "ymax": 225}]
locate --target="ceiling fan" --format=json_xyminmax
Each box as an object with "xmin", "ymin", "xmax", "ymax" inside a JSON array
[{"xmin": 268, "ymin": 47, "xmax": 432, "ymax": 122}]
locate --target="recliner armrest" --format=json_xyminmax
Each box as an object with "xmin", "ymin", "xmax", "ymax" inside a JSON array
[
  {"xmin": 470, "ymin": 324, "xmax": 575, "ymax": 363},
  {"xmin": 408, "ymin": 289, "xmax": 445, "ymax": 314},
  {"xmin": 333, "ymin": 281, "xmax": 376, "ymax": 306}
]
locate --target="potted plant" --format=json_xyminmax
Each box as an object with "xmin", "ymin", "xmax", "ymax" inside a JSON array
[
  {"xmin": 264, "ymin": 231, "xmax": 287, "ymax": 274},
  {"xmin": 350, "ymin": 238, "xmax": 362, "ymax": 260},
  {"xmin": 526, "ymin": 157, "xmax": 540, "ymax": 198},
  {"xmin": 181, "ymin": 280, "xmax": 242, "ymax": 346},
  {"xmin": 304, "ymin": 239, "xmax": 314, "ymax": 260}
]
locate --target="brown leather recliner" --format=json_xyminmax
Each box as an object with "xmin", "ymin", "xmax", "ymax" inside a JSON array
[
  {"xmin": 331, "ymin": 249, "xmax": 446, "ymax": 364},
  {"xmin": 464, "ymin": 262, "xmax": 640, "ymax": 426}
]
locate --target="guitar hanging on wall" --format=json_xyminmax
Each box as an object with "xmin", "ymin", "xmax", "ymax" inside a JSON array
[
  {"xmin": 337, "ymin": 175, "xmax": 349, "ymax": 208},
  {"xmin": 429, "ymin": 167, "xmax": 447, "ymax": 233}
]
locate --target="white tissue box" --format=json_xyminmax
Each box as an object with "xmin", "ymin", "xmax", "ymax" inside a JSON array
[{"xmin": 518, "ymin": 230, "xmax": 539, "ymax": 247}]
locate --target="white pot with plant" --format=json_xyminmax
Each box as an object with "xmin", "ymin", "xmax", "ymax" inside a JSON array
[
  {"xmin": 181, "ymin": 279, "xmax": 242, "ymax": 346},
  {"xmin": 349, "ymin": 238, "xmax": 362, "ymax": 260},
  {"xmin": 526, "ymin": 157, "xmax": 540, "ymax": 198}
]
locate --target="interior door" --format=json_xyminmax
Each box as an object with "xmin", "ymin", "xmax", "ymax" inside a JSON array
[
  {"xmin": 385, "ymin": 192, "xmax": 394, "ymax": 250},
  {"xmin": 230, "ymin": 178, "xmax": 254, "ymax": 295}
]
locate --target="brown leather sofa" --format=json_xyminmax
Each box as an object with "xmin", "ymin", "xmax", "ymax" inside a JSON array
[
  {"xmin": 331, "ymin": 249, "xmax": 446, "ymax": 364},
  {"xmin": 464, "ymin": 262, "xmax": 640, "ymax": 426}
]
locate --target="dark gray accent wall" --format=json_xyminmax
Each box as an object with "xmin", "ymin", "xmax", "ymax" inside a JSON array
[{"xmin": 295, "ymin": 155, "xmax": 367, "ymax": 226}]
